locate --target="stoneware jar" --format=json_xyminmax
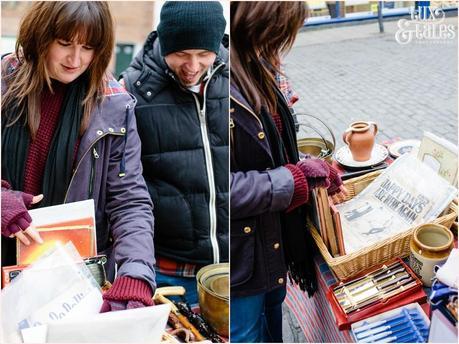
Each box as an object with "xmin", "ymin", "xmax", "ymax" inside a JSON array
[
  {"xmin": 343, "ymin": 121, "xmax": 378, "ymax": 162},
  {"xmin": 409, "ymin": 223, "xmax": 454, "ymax": 287}
]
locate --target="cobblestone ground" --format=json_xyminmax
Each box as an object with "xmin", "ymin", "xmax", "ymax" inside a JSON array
[
  {"xmin": 282, "ymin": 16, "xmax": 458, "ymax": 343},
  {"xmin": 285, "ymin": 17, "xmax": 458, "ymax": 151}
]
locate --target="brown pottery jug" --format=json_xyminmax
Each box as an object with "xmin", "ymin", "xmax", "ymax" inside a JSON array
[{"xmin": 343, "ymin": 121, "xmax": 378, "ymax": 161}]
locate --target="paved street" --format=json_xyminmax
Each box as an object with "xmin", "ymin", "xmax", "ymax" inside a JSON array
[
  {"xmin": 285, "ymin": 16, "xmax": 458, "ymax": 151},
  {"xmin": 282, "ymin": 16, "xmax": 458, "ymax": 343}
]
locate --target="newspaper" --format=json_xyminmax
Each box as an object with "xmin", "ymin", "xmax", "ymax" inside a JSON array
[{"xmin": 336, "ymin": 154, "xmax": 457, "ymax": 254}]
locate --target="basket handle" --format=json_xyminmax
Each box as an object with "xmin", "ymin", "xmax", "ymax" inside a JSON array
[{"xmin": 294, "ymin": 112, "xmax": 336, "ymax": 154}]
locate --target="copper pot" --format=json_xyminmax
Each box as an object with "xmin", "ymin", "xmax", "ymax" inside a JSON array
[{"xmin": 196, "ymin": 263, "xmax": 229, "ymax": 337}]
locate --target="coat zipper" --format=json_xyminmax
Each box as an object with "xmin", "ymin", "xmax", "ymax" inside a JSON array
[
  {"xmin": 63, "ymin": 132, "xmax": 124, "ymax": 203},
  {"xmin": 229, "ymin": 117, "xmax": 235, "ymax": 149},
  {"xmin": 88, "ymin": 147, "xmax": 100, "ymax": 198},
  {"xmin": 191, "ymin": 62, "xmax": 224, "ymax": 264}
]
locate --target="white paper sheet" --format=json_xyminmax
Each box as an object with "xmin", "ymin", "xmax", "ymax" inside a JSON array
[
  {"xmin": 45, "ymin": 304, "xmax": 171, "ymax": 343},
  {"xmin": 28, "ymin": 199, "xmax": 95, "ymax": 227},
  {"xmin": 428, "ymin": 308, "xmax": 458, "ymax": 343},
  {"xmin": 21, "ymin": 325, "xmax": 48, "ymax": 343}
]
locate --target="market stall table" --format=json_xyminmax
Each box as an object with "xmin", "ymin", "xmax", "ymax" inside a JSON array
[
  {"xmin": 285, "ymin": 253, "xmax": 353, "ymax": 342},
  {"xmin": 285, "ymin": 254, "xmax": 433, "ymax": 343}
]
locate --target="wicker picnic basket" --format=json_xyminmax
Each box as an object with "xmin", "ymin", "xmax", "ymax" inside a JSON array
[{"xmin": 310, "ymin": 170, "xmax": 458, "ymax": 281}]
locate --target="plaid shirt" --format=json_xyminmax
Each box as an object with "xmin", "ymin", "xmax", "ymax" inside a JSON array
[
  {"xmin": 155, "ymin": 256, "xmax": 206, "ymax": 278},
  {"xmin": 275, "ymin": 66, "xmax": 299, "ymax": 107}
]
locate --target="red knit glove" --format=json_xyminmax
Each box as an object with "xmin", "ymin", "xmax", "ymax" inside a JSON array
[
  {"xmin": 327, "ymin": 164, "xmax": 343, "ymax": 196},
  {"xmin": 100, "ymin": 276, "xmax": 154, "ymax": 313},
  {"xmin": 1, "ymin": 180, "xmax": 34, "ymax": 237}
]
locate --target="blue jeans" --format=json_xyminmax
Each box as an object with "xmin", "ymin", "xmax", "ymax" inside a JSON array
[
  {"xmin": 231, "ymin": 286, "xmax": 287, "ymax": 343},
  {"xmin": 155, "ymin": 271, "xmax": 199, "ymax": 306}
]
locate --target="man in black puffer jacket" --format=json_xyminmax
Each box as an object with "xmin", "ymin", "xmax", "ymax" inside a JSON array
[{"xmin": 121, "ymin": 1, "xmax": 228, "ymax": 305}]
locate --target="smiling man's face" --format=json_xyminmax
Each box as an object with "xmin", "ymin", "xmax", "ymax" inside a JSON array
[{"xmin": 165, "ymin": 49, "xmax": 217, "ymax": 87}]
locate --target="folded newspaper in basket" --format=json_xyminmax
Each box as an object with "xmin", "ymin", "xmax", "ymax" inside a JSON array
[{"xmin": 336, "ymin": 154, "xmax": 457, "ymax": 254}]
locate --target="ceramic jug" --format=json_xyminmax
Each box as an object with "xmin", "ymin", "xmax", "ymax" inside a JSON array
[{"xmin": 343, "ymin": 121, "xmax": 378, "ymax": 161}]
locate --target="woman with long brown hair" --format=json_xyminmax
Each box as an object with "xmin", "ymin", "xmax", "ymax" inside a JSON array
[
  {"xmin": 230, "ymin": 2, "xmax": 346, "ymax": 342},
  {"xmin": 2, "ymin": 2, "xmax": 155, "ymax": 312}
]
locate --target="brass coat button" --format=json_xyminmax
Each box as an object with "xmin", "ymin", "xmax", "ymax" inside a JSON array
[
  {"xmin": 258, "ymin": 132, "xmax": 265, "ymax": 139},
  {"xmin": 243, "ymin": 226, "xmax": 252, "ymax": 234},
  {"xmin": 274, "ymin": 243, "xmax": 280, "ymax": 249},
  {"xmin": 278, "ymin": 278, "xmax": 284, "ymax": 284}
]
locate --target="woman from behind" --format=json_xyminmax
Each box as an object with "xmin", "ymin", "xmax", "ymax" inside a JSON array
[{"xmin": 230, "ymin": 2, "xmax": 346, "ymax": 342}]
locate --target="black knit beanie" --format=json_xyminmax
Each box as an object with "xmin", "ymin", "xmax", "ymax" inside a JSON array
[{"xmin": 157, "ymin": 1, "xmax": 226, "ymax": 56}]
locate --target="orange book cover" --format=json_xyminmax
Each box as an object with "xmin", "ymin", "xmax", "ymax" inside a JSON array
[{"xmin": 17, "ymin": 224, "xmax": 96, "ymax": 265}]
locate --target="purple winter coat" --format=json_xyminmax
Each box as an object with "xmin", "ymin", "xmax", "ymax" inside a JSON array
[
  {"xmin": 1, "ymin": 56, "xmax": 155, "ymax": 291},
  {"xmin": 230, "ymin": 82, "xmax": 295, "ymax": 297},
  {"xmin": 64, "ymin": 79, "xmax": 156, "ymax": 291}
]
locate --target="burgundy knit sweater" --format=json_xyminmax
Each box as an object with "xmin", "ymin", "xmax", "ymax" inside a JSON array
[{"xmin": 23, "ymin": 82, "xmax": 67, "ymax": 195}]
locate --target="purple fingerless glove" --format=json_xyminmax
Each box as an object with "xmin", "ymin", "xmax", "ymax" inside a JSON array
[
  {"xmin": 327, "ymin": 164, "xmax": 343, "ymax": 196},
  {"xmin": 296, "ymin": 158, "xmax": 331, "ymax": 189},
  {"xmin": 1, "ymin": 181, "xmax": 34, "ymax": 237}
]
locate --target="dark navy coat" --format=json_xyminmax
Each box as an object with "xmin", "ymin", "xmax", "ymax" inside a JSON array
[
  {"xmin": 122, "ymin": 32, "xmax": 228, "ymax": 265},
  {"xmin": 230, "ymin": 83, "xmax": 296, "ymax": 297}
]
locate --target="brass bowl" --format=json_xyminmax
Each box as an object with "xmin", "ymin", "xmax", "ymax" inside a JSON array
[
  {"xmin": 210, "ymin": 275, "xmax": 229, "ymax": 298},
  {"xmin": 196, "ymin": 263, "xmax": 229, "ymax": 337},
  {"xmin": 200, "ymin": 267, "xmax": 229, "ymax": 300},
  {"xmin": 297, "ymin": 137, "xmax": 334, "ymax": 163}
]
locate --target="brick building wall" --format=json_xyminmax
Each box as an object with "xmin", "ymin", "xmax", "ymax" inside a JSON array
[{"xmin": 1, "ymin": 1, "xmax": 156, "ymax": 74}]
